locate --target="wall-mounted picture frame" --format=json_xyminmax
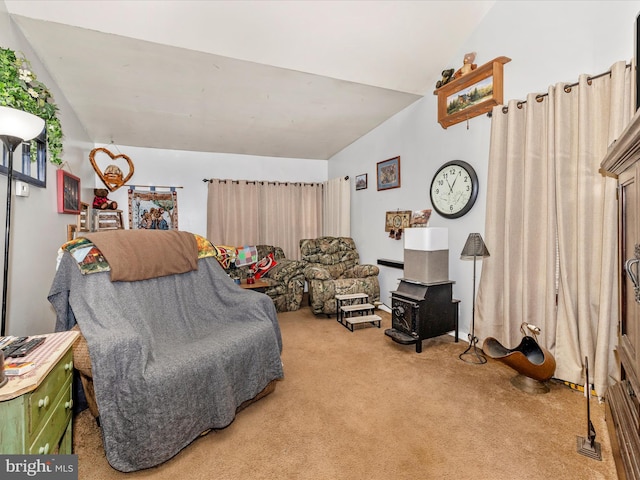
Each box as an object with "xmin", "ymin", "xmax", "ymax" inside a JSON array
[
  {"xmin": 434, "ymin": 56, "xmax": 511, "ymax": 129},
  {"xmin": 377, "ymin": 156, "xmax": 401, "ymax": 191},
  {"xmin": 57, "ymin": 169, "xmax": 81, "ymax": 214},
  {"xmin": 385, "ymin": 210, "xmax": 411, "ymax": 232},
  {"xmin": 355, "ymin": 173, "xmax": 368, "ymax": 190}
]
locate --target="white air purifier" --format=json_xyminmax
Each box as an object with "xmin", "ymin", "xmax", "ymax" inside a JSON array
[{"xmin": 403, "ymin": 227, "xmax": 449, "ymax": 283}]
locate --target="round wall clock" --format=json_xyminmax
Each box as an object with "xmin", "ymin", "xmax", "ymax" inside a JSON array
[{"xmin": 429, "ymin": 160, "xmax": 479, "ymax": 219}]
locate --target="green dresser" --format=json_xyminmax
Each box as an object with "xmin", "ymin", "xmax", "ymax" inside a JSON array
[{"xmin": 0, "ymin": 331, "xmax": 78, "ymax": 454}]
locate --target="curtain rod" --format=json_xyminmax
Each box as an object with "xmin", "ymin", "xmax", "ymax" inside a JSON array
[
  {"xmin": 202, "ymin": 178, "xmax": 324, "ymax": 186},
  {"xmin": 494, "ymin": 63, "xmax": 632, "ymax": 115},
  {"xmin": 127, "ymin": 184, "xmax": 183, "ymax": 189},
  {"xmin": 202, "ymin": 175, "xmax": 348, "ymax": 184}
]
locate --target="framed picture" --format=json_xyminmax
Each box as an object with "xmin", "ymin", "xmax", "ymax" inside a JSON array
[
  {"xmin": 57, "ymin": 169, "xmax": 81, "ymax": 214},
  {"xmin": 377, "ymin": 156, "xmax": 401, "ymax": 191},
  {"xmin": 128, "ymin": 188, "xmax": 179, "ymax": 230},
  {"xmin": 410, "ymin": 209, "xmax": 432, "ymax": 227},
  {"xmin": 385, "ymin": 210, "xmax": 411, "ymax": 232},
  {"xmin": 434, "ymin": 56, "xmax": 511, "ymax": 129},
  {"xmin": 355, "ymin": 173, "xmax": 368, "ymax": 190}
]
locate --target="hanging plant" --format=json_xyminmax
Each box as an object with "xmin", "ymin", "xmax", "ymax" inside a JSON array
[{"xmin": 0, "ymin": 46, "xmax": 63, "ymax": 165}]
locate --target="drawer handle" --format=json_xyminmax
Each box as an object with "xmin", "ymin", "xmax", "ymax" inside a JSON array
[
  {"xmin": 38, "ymin": 443, "xmax": 50, "ymax": 454},
  {"xmin": 65, "ymin": 399, "xmax": 74, "ymax": 410},
  {"xmin": 38, "ymin": 396, "xmax": 50, "ymax": 408},
  {"xmin": 64, "ymin": 361, "xmax": 73, "ymax": 371}
]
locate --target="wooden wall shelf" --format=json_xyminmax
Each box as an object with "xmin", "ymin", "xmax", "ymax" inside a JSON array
[{"xmin": 433, "ymin": 56, "xmax": 511, "ymax": 129}]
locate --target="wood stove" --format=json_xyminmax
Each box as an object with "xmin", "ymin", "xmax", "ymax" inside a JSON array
[{"xmin": 385, "ymin": 278, "xmax": 459, "ymax": 353}]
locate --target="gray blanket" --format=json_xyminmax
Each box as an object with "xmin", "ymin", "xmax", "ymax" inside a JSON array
[{"xmin": 48, "ymin": 252, "xmax": 284, "ymax": 472}]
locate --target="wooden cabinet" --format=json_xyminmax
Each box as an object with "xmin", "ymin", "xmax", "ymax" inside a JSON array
[
  {"xmin": 601, "ymin": 109, "xmax": 640, "ymax": 480},
  {"xmin": 0, "ymin": 331, "xmax": 78, "ymax": 454}
]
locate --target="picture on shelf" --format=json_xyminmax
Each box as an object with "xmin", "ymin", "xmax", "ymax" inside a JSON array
[{"xmin": 446, "ymin": 76, "xmax": 493, "ymax": 115}]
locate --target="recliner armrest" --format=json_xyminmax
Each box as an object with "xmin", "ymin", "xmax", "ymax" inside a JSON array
[
  {"xmin": 303, "ymin": 265, "xmax": 332, "ymax": 281},
  {"xmin": 344, "ymin": 264, "xmax": 380, "ymax": 278}
]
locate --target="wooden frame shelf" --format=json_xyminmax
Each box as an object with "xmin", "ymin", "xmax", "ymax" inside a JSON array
[{"xmin": 434, "ymin": 56, "xmax": 511, "ymax": 129}]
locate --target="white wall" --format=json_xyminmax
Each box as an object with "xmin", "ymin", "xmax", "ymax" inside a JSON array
[
  {"xmin": 328, "ymin": 1, "xmax": 640, "ymax": 340},
  {"xmin": 0, "ymin": 2, "xmax": 95, "ymax": 336},
  {"xmin": 93, "ymin": 146, "xmax": 327, "ymax": 237}
]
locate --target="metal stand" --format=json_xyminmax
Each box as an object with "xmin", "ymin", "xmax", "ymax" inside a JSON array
[
  {"xmin": 0, "ymin": 134, "xmax": 20, "ymax": 337},
  {"xmin": 576, "ymin": 356, "xmax": 602, "ymax": 460},
  {"xmin": 459, "ymin": 252, "xmax": 486, "ymax": 364}
]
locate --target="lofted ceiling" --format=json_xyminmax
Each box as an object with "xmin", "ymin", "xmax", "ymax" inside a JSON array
[{"xmin": 5, "ymin": 0, "xmax": 495, "ymax": 160}]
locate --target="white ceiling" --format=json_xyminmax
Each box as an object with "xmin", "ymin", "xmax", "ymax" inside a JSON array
[{"xmin": 5, "ymin": 0, "xmax": 495, "ymax": 160}]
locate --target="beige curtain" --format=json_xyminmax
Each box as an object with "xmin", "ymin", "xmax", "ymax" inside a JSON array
[
  {"xmin": 206, "ymin": 179, "xmax": 323, "ymax": 260},
  {"xmin": 323, "ymin": 176, "xmax": 350, "ymax": 237},
  {"xmin": 476, "ymin": 61, "xmax": 633, "ymax": 396}
]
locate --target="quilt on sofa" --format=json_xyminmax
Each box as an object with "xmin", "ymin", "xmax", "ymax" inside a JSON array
[{"xmin": 48, "ymin": 231, "xmax": 284, "ymax": 472}]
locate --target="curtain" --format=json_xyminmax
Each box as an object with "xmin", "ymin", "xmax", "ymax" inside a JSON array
[
  {"xmin": 475, "ymin": 61, "xmax": 634, "ymax": 396},
  {"xmin": 206, "ymin": 179, "xmax": 323, "ymax": 260},
  {"xmin": 323, "ymin": 176, "xmax": 350, "ymax": 237}
]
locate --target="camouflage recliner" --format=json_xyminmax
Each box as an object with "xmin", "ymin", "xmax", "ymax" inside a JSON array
[
  {"xmin": 228, "ymin": 245, "xmax": 305, "ymax": 312},
  {"xmin": 300, "ymin": 237, "xmax": 380, "ymax": 316}
]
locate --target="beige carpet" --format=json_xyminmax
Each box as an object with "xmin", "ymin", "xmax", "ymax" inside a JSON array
[{"xmin": 73, "ymin": 308, "xmax": 617, "ymax": 479}]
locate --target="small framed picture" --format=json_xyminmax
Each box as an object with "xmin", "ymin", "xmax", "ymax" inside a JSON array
[
  {"xmin": 57, "ymin": 169, "xmax": 81, "ymax": 214},
  {"xmin": 377, "ymin": 156, "xmax": 401, "ymax": 191},
  {"xmin": 410, "ymin": 209, "xmax": 432, "ymax": 227},
  {"xmin": 355, "ymin": 173, "xmax": 368, "ymax": 190}
]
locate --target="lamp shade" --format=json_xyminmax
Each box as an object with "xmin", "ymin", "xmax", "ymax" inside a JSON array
[
  {"xmin": 460, "ymin": 233, "xmax": 490, "ymax": 259},
  {"xmin": 0, "ymin": 106, "xmax": 44, "ymax": 142}
]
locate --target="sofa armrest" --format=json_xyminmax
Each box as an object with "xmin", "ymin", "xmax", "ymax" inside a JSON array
[
  {"xmin": 344, "ymin": 264, "xmax": 380, "ymax": 278},
  {"xmin": 264, "ymin": 259, "xmax": 305, "ymax": 284}
]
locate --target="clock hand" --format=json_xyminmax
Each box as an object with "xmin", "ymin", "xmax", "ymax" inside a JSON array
[
  {"xmin": 446, "ymin": 178, "xmax": 453, "ymax": 193},
  {"xmin": 450, "ymin": 173, "xmax": 459, "ymax": 191}
]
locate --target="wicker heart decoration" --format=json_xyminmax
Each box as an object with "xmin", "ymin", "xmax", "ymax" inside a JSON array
[{"xmin": 89, "ymin": 147, "xmax": 135, "ymax": 192}]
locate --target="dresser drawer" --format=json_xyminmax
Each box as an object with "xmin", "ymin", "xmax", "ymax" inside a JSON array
[
  {"xmin": 28, "ymin": 376, "xmax": 73, "ymax": 455},
  {"xmin": 28, "ymin": 348, "xmax": 73, "ymax": 437}
]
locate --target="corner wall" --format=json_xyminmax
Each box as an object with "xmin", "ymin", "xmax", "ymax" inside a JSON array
[
  {"xmin": 328, "ymin": 1, "xmax": 640, "ymax": 339},
  {"xmin": 1, "ymin": 1, "xmax": 94, "ymax": 335}
]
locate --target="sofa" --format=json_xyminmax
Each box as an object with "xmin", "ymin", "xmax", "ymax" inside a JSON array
[
  {"xmin": 49, "ymin": 230, "xmax": 284, "ymax": 472},
  {"xmin": 227, "ymin": 245, "xmax": 306, "ymax": 312},
  {"xmin": 300, "ymin": 236, "xmax": 380, "ymax": 315}
]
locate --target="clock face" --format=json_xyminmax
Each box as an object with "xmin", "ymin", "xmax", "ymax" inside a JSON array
[{"xmin": 430, "ymin": 160, "xmax": 478, "ymax": 219}]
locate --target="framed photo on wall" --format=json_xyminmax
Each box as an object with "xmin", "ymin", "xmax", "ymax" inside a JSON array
[
  {"xmin": 377, "ymin": 156, "xmax": 401, "ymax": 191},
  {"xmin": 355, "ymin": 173, "xmax": 368, "ymax": 190},
  {"xmin": 57, "ymin": 169, "xmax": 81, "ymax": 214}
]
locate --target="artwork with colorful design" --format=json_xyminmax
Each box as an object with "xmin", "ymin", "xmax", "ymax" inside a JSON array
[{"xmin": 128, "ymin": 189, "xmax": 178, "ymax": 230}]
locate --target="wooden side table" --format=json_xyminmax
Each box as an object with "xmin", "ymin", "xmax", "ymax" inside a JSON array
[
  {"xmin": 0, "ymin": 330, "xmax": 79, "ymax": 454},
  {"xmin": 239, "ymin": 279, "xmax": 269, "ymax": 293}
]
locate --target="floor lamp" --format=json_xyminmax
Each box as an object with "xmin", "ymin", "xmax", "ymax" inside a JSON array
[
  {"xmin": 459, "ymin": 232, "xmax": 490, "ymax": 364},
  {"xmin": 0, "ymin": 106, "xmax": 45, "ymax": 337}
]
